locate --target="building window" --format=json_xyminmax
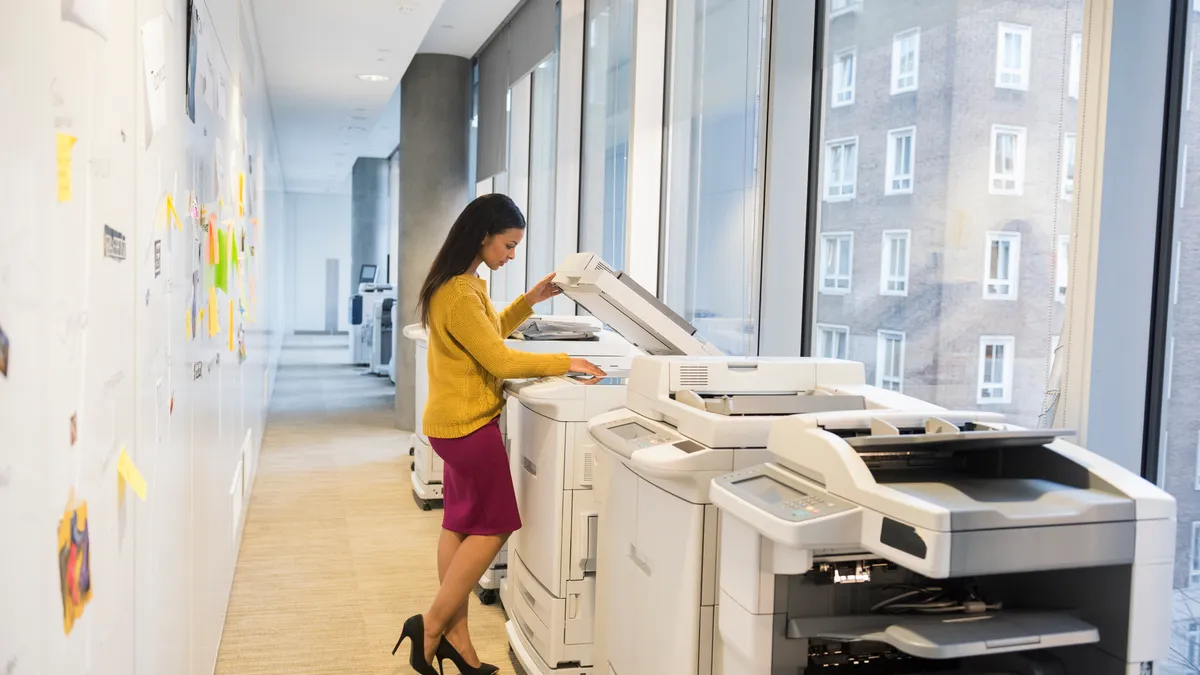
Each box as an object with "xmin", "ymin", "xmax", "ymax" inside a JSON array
[
  {"xmin": 989, "ymin": 125, "xmax": 1027, "ymax": 195},
  {"xmin": 817, "ymin": 324, "xmax": 850, "ymax": 360},
  {"xmin": 1189, "ymin": 622, "xmax": 1200, "ymax": 665},
  {"xmin": 1062, "ymin": 133, "xmax": 1076, "ymax": 200},
  {"xmin": 832, "ymin": 48, "xmax": 857, "ymax": 107},
  {"xmin": 885, "ymin": 127, "xmax": 915, "ymax": 195},
  {"xmin": 825, "ymin": 137, "xmax": 858, "ymax": 200},
  {"xmin": 996, "ymin": 23, "xmax": 1032, "ymax": 90},
  {"xmin": 978, "ymin": 336, "xmax": 1015, "ymax": 404},
  {"xmin": 1069, "ymin": 33, "xmax": 1082, "ymax": 99},
  {"xmin": 880, "ymin": 230, "xmax": 910, "ymax": 296},
  {"xmin": 876, "ymin": 331, "xmax": 905, "ymax": 392},
  {"xmin": 891, "ymin": 28, "xmax": 920, "ymax": 94},
  {"xmin": 830, "ymin": 0, "xmax": 862, "ymax": 18},
  {"xmin": 984, "ymin": 232, "xmax": 1021, "ymax": 300},
  {"xmin": 820, "ymin": 233, "xmax": 853, "ymax": 294},
  {"xmin": 1056, "ymin": 235, "xmax": 1069, "ymax": 303},
  {"xmin": 1191, "ymin": 522, "xmax": 1200, "ymax": 586},
  {"xmin": 1195, "ymin": 431, "xmax": 1200, "ymax": 490}
]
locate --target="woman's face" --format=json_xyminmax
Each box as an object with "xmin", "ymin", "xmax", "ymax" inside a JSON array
[{"xmin": 479, "ymin": 227, "xmax": 525, "ymax": 271}]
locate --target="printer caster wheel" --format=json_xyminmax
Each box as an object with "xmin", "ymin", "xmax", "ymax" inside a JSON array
[
  {"xmin": 411, "ymin": 461, "xmax": 415, "ymax": 472},
  {"xmin": 478, "ymin": 588, "xmax": 499, "ymax": 606},
  {"xmin": 409, "ymin": 447, "xmax": 414, "ymax": 456}
]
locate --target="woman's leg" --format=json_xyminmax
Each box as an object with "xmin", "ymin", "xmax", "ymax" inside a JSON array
[
  {"xmin": 437, "ymin": 529, "xmax": 475, "ymax": 661},
  {"xmin": 423, "ymin": 533, "xmax": 509, "ymax": 665}
]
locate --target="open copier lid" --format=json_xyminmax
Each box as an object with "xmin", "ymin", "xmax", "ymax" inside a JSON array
[{"xmin": 553, "ymin": 252, "xmax": 724, "ymax": 357}]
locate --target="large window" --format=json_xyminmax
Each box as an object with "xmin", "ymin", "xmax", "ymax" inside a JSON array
[
  {"xmin": 817, "ymin": 324, "xmax": 849, "ymax": 360},
  {"xmin": 807, "ymin": 0, "xmax": 1078, "ymax": 429},
  {"xmin": 580, "ymin": 0, "xmax": 634, "ymax": 270},
  {"xmin": 526, "ymin": 54, "xmax": 560, "ymax": 287},
  {"xmin": 660, "ymin": 0, "xmax": 769, "ymax": 356},
  {"xmin": 832, "ymin": 47, "xmax": 856, "ymax": 107}
]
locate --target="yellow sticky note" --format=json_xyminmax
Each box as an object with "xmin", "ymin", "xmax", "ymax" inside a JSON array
[
  {"xmin": 185, "ymin": 311, "xmax": 192, "ymax": 340},
  {"xmin": 238, "ymin": 173, "xmax": 245, "ymax": 216},
  {"xmin": 166, "ymin": 195, "xmax": 183, "ymax": 230},
  {"xmin": 228, "ymin": 300, "xmax": 235, "ymax": 351},
  {"xmin": 56, "ymin": 133, "xmax": 77, "ymax": 203},
  {"xmin": 207, "ymin": 287, "xmax": 219, "ymax": 336},
  {"xmin": 117, "ymin": 447, "xmax": 147, "ymax": 501}
]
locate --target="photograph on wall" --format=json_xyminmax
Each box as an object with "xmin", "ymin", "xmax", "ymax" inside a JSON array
[
  {"xmin": 57, "ymin": 496, "xmax": 92, "ymax": 635},
  {"xmin": 185, "ymin": 0, "xmax": 200, "ymax": 122}
]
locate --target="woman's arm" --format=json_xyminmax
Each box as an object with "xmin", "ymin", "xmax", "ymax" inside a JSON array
[
  {"xmin": 450, "ymin": 292, "xmax": 570, "ymax": 380},
  {"xmin": 497, "ymin": 293, "xmax": 535, "ymax": 339}
]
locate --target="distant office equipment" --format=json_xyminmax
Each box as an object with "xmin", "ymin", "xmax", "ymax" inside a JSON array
[{"xmin": 359, "ymin": 264, "xmax": 378, "ymax": 284}]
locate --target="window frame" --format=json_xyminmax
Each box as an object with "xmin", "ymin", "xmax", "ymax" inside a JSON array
[
  {"xmin": 875, "ymin": 330, "xmax": 906, "ymax": 392},
  {"xmin": 1191, "ymin": 521, "xmax": 1200, "ymax": 587},
  {"xmin": 829, "ymin": 0, "xmax": 862, "ymax": 19},
  {"xmin": 989, "ymin": 124, "xmax": 1028, "ymax": 195},
  {"xmin": 880, "ymin": 229, "xmax": 911, "ymax": 297},
  {"xmin": 1056, "ymin": 234, "xmax": 1070, "ymax": 304},
  {"xmin": 1062, "ymin": 132, "xmax": 1077, "ymax": 200},
  {"xmin": 1069, "ymin": 32, "xmax": 1082, "ymax": 99},
  {"xmin": 983, "ymin": 231, "xmax": 1022, "ymax": 300},
  {"xmin": 824, "ymin": 136, "xmax": 859, "ymax": 201},
  {"xmin": 819, "ymin": 232, "xmax": 854, "ymax": 295},
  {"xmin": 816, "ymin": 323, "xmax": 850, "ymax": 360},
  {"xmin": 885, "ymin": 126, "xmax": 916, "ymax": 195},
  {"xmin": 831, "ymin": 46, "xmax": 857, "ymax": 108},
  {"xmin": 978, "ymin": 335, "xmax": 1017, "ymax": 405},
  {"xmin": 891, "ymin": 28, "xmax": 921, "ymax": 95},
  {"xmin": 995, "ymin": 22, "xmax": 1033, "ymax": 91}
]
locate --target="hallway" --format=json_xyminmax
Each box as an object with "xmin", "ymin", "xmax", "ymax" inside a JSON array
[{"xmin": 214, "ymin": 335, "xmax": 512, "ymax": 674}]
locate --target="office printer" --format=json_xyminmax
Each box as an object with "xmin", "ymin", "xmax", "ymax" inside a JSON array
[{"xmin": 710, "ymin": 410, "xmax": 1176, "ymax": 675}]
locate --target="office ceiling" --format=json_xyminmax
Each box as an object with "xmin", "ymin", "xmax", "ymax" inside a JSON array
[{"xmin": 251, "ymin": 0, "xmax": 520, "ymax": 194}]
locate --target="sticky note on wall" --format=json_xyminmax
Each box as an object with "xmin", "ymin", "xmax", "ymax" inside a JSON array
[
  {"xmin": 117, "ymin": 447, "xmax": 147, "ymax": 501},
  {"xmin": 228, "ymin": 300, "xmax": 234, "ymax": 352},
  {"xmin": 56, "ymin": 133, "xmax": 77, "ymax": 203},
  {"xmin": 214, "ymin": 228, "xmax": 229, "ymax": 292},
  {"xmin": 208, "ymin": 287, "xmax": 219, "ymax": 336}
]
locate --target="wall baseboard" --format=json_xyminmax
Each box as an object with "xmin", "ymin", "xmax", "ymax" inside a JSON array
[{"xmin": 293, "ymin": 330, "xmax": 349, "ymax": 336}]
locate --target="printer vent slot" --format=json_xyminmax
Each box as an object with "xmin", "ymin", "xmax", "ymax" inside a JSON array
[
  {"xmin": 582, "ymin": 451, "xmax": 594, "ymax": 484},
  {"xmin": 678, "ymin": 366, "xmax": 709, "ymax": 389}
]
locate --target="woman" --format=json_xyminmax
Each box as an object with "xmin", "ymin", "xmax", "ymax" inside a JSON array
[{"xmin": 393, "ymin": 193, "xmax": 606, "ymax": 675}]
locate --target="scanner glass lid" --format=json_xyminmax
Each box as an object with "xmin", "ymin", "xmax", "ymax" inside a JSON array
[{"xmin": 556, "ymin": 269, "xmax": 704, "ymax": 355}]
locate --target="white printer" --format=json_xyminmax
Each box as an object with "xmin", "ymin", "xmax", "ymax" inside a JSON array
[
  {"xmin": 710, "ymin": 410, "xmax": 1177, "ymax": 675},
  {"xmin": 503, "ymin": 253, "xmax": 722, "ymax": 675},
  {"xmin": 586, "ymin": 355, "xmax": 936, "ymax": 675},
  {"xmin": 402, "ymin": 314, "xmax": 633, "ymax": 513}
]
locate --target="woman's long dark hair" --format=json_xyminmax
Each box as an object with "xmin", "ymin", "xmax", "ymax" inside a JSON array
[{"xmin": 418, "ymin": 193, "xmax": 526, "ymax": 326}]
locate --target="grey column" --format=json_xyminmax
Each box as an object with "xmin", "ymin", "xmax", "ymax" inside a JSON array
[
  {"xmin": 395, "ymin": 54, "xmax": 471, "ymax": 431},
  {"xmin": 350, "ymin": 157, "xmax": 389, "ymax": 286}
]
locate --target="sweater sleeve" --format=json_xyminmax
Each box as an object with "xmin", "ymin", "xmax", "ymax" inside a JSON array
[
  {"xmin": 497, "ymin": 293, "xmax": 535, "ymax": 338},
  {"xmin": 449, "ymin": 289, "xmax": 571, "ymax": 380}
]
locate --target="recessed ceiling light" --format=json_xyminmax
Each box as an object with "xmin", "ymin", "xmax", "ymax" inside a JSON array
[
  {"xmin": 396, "ymin": 5, "xmax": 416, "ymax": 14},
  {"xmin": 343, "ymin": 125, "xmax": 367, "ymax": 132},
  {"xmin": 441, "ymin": 24, "xmax": 454, "ymax": 29},
  {"xmin": 357, "ymin": 74, "xmax": 390, "ymax": 82}
]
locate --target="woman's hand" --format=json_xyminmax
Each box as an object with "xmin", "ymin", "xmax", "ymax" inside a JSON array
[
  {"xmin": 525, "ymin": 273, "xmax": 563, "ymax": 306},
  {"xmin": 568, "ymin": 358, "xmax": 607, "ymax": 385}
]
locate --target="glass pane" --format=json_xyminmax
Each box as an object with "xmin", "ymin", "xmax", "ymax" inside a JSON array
[
  {"xmin": 526, "ymin": 54, "xmax": 560, "ymax": 287},
  {"xmin": 1159, "ymin": 7, "xmax": 1200, "ymax": 670},
  {"xmin": 661, "ymin": 0, "xmax": 769, "ymax": 356},
  {"xmin": 580, "ymin": 0, "xmax": 634, "ymax": 270},
  {"xmin": 810, "ymin": 0, "xmax": 1078, "ymax": 426}
]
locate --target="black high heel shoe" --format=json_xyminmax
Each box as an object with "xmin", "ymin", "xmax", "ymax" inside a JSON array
[
  {"xmin": 392, "ymin": 614, "xmax": 440, "ymax": 675},
  {"xmin": 435, "ymin": 637, "xmax": 499, "ymax": 675}
]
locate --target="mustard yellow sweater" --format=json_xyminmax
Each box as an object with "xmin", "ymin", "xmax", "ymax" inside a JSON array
[{"xmin": 422, "ymin": 275, "xmax": 571, "ymax": 439}]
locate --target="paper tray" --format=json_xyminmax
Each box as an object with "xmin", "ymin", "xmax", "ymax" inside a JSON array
[{"xmin": 787, "ymin": 611, "xmax": 1098, "ymax": 660}]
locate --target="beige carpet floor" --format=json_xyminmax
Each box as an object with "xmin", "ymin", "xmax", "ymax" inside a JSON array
[{"xmin": 214, "ymin": 335, "xmax": 515, "ymax": 675}]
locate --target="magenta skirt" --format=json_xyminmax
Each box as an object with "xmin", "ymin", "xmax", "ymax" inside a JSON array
[{"xmin": 429, "ymin": 418, "xmax": 522, "ymax": 536}]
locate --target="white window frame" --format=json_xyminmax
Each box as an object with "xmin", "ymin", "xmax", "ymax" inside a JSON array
[
  {"xmin": 829, "ymin": 0, "xmax": 863, "ymax": 19},
  {"xmin": 995, "ymin": 23, "xmax": 1032, "ymax": 90},
  {"xmin": 817, "ymin": 323, "xmax": 850, "ymax": 360},
  {"xmin": 880, "ymin": 230, "xmax": 911, "ymax": 296},
  {"xmin": 831, "ymin": 47, "xmax": 857, "ymax": 108},
  {"xmin": 1194, "ymin": 431, "xmax": 1200, "ymax": 490},
  {"xmin": 989, "ymin": 124, "xmax": 1027, "ymax": 195},
  {"xmin": 1180, "ymin": 144, "xmax": 1189, "ymax": 210},
  {"xmin": 824, "ymin": 136, "xmax": 858, "ymax": 201},
  {"xmin": 885, "ymin": 127, "xmax": 916, "ymax": 195},
  {"xmin": 875, "ymin": 330, "xmax": 906, "ymax": 392},
  {"xmin": 1069, "ymin": 33, "xmax": 1082, "ymax": 99},
  {"xmin": 891, "ymin": 28, "xmax": 920, "ymax": 95},
  {"xmin": 983, "ymin": 231, "xmax": 1021, "ymax": 300},
  {"xmin": 819, "ymin": 232, "xmax": 854, "ymax": 294},
  {"xmin": 1056, "ymin": 234, "xmax": 1069, "ymax": 303},
  {"xmin": 1191, "ymin": 522, "xmax": 1200, "ymax": 586},
  {"xmin": 1188, "ymin": 622, "xmax": 1200, "ymax": 664},
  {"xmin": 1062, "ymin": 133, "xmax": 1077, "ymax": 200},
  {"xmin": 977, "ymin": 336, "xmax": 1016, "ymax": 404}
]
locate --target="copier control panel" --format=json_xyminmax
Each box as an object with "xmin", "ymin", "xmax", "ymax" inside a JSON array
[
  {"xmin": 715, "ymin": 466, "xmax": 856, "ymax": 522},
  {"xmin": 599, "ymin": 417, "xmax": 683, "ymax": 452}
]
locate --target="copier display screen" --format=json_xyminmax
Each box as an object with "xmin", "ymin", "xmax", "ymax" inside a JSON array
[
  {"xmin": 732, "ymin": 475, "xmax": 807, "ymax": 505},
  {"xmin": 610, "ymin": 422, "xmax": 657, "ymax": 441}
]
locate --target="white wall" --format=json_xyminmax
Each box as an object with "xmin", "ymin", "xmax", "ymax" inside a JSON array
[
  {"xmin": 283, "ymin": 190, "xmax": 352, "ymax": 334},
  {"xmin": 0, "ymin": 1, "xmax": 284, "ymax": 674}
]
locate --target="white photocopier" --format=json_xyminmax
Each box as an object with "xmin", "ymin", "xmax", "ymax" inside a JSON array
[
  {"xmin": 401, "ymin": 313, "xmax": 633, "ymax": 513},
  {"xmin": 350, "ymin": 264, "xmax": 393, "ymax": 367},
  {"xmin": 369, "ymin": 296, "xmax": 395, "ymax": 377},
  {"xmin": 710, "ymin": 410, "xmax": 1177, "ymax": 675},
  {"xmin": 503, "ymin": 252, "xmax": 723, "ymax": 675},
  {"xmin": 586, "ymin": 355, "xmax": 935, "ymax": 675}
]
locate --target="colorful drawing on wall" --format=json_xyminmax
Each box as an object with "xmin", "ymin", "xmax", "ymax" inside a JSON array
[
  {"xmin": 70, "ymin": 413, "xmax": 77, "ymax": 446},
  {"xmin": 56, "ymin": 133, "xmax": 77, "ymax": 203},
  {"xmin": 0, "ymin": 321, "xmax": 8, "ymax": 377},
  {"xmin": 57, "ymin": 495, "xmax": 92, "ymax": 635}
]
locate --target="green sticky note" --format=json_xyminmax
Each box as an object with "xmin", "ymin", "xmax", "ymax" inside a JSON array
[{"xmin": 215, "ymin": 228, "xmax": 229, "ymax": 293}]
